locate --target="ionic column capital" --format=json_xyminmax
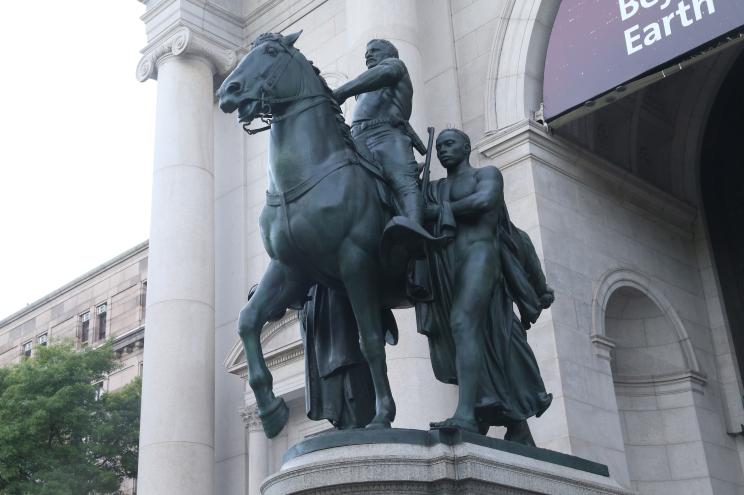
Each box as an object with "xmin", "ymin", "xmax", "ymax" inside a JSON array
[
  {"xmin": 136, "ymin": 26, "xmax": 237, "ymax": 82},
  {"xmin": 239, "ymin": 405, "xmax": 263, "ymax": 432}
]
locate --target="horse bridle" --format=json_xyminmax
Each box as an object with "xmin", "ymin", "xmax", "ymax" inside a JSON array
[{"xmin": 241, "ymin": 42, "xmax": 332, "ymax": 135}]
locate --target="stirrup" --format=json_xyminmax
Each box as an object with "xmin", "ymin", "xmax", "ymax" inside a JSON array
[{"xmin": 380, "ymin": 216, "xmax": 452, "ymax": 261}]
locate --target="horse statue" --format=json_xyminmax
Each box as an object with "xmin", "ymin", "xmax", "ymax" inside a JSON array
[{"xmin": 217, "ymin": 31, "xmax": 417, "ymax": 437}]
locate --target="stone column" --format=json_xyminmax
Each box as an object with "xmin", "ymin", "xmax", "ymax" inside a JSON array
[
  {"xmin": 344, "ymin": 0, "xmax": 456, "ymax": 430},
  {"xmin": 135, "ymin": 27, "xmax": 235, "ymax": 495},
  {"xmin": 242, "ymin": 405, "xmax": 270, "ymax": 495}
]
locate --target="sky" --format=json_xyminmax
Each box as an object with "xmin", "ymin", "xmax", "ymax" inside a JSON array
[{"xmin": 0, "ymin": 2, "xmax": 156, "ymax": 319}]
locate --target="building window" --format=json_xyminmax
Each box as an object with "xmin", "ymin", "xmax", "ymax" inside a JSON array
[
  {"xmin": 94, "ymin": 381, "xmax": 104, "ymax": 401},
  {"xmin": 37, "ymin": 333, "xmax": 48, "ymax": 346},
  {"xmin": 97, "ymin": 303, "xmax": 107, "ymax": 340},
  {"xmin": 140, "ymin": 281, "xmax": 147, "ymax": 321},
  {"xmin": 80, "ymin": 312, "xmax": 90, "ymax": 344},
  {"xmin": 21, "ymin": 341, "xmax": 32, "ymax": 358}
]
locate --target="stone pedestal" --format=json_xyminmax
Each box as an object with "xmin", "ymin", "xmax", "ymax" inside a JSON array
[{"xmin": 261, "ymin": 429, "xmax": 632, "ymax": 495}]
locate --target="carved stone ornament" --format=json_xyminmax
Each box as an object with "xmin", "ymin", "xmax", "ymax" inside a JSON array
[
  {"xmin": 136, "ymin": 26, "xmax": 237, "ymax": 82},
  {"xmin": 239, "ymin": 405, "xmax": 263, "ymax": 432}
]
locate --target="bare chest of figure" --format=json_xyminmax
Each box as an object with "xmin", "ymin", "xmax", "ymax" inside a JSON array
[
  {"xmin": 448, "ymin": 171, "xmax": 478, "ymax": 202},
  {"xmin": 448, "ymin": 170, "xmax": 498, "ymax": 242},
  {"xmin": 354, "ymin": 88, "xmax": 403, "ymax": 121}
]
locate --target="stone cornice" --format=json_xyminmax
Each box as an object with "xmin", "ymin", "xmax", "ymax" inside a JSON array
[
  {"xmin": 137, "ymin": 25, "xmax": 237, "ymax": 82},
  {"xmin": 476, "ymin": 120, "xmax": 698, "ymax": 237},
  {"xmin": 0, "ymin": 241, "xmax": 148, "ymax": 329},
  {"xmin": 260, "ymin": 311, "xmax": 299, "ymax": 346},
  {"xmin": 227, "ymin": 341, "xmax": 305, "ymax": 379},
  {"xmin": 141, "ymin": 0, "xmax": 243, "ymax": 30},
  {"xmin": 265, "ymin": 342, "xmax": 304, "ymax": 369},
  {"xmin": 613, "ymin": 370, "xmax": 708, "ymax": 398},
  {"xmin": 589, "ymin": 334, "xmax": 615, "ymax": 361},
  {"xmin": 113, "ymin": 325, "xmax": 145, "ymax": 356},
  {"xmin": 224, "ymin": 312, "xmax": 301, "ymax": 378},
  {"xmin": 244, "ymin": 0, "xmax": 327, "ymax": 42}
]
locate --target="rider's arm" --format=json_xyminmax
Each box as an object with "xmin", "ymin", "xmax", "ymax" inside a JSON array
[
  {"xmin": 333, "ymin": 59, "xmax": 405, "ymax": 103},
  {"xmin": 450, "ymin": 167, "xmax": 504, "ymax": 218}
]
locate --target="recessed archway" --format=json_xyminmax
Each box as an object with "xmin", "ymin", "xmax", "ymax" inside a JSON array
[
  {"xmin": 592, "ymin": 268, "xmax": 703, "ymax": 376},
  {"xmin": 606, "ymin": 286, "xmax": 689, "ymax": 380},
  {"xmin": 596, "ymin": 273, "xmax": 708, "ymax": 494},
  {"xmin": 700, "ymin": 49, "xmax": 744, "ymax": 382}
]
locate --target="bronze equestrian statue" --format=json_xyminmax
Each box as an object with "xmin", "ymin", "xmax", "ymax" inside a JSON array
[
  {"xmin": 217, "ymin": 32, "xmax": 413, "ymax": 437},
  {"xmin": 217, "ymin": 32, "xmax": 553, "ymax": 445}
]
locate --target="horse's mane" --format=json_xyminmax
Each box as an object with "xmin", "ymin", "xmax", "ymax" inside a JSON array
[
  {"xmin": 252, "ymin": 33, "xmax": 355, "ymax": 147},
  {"xmin": 306, "ymin": 59, "xmax": 356, "ymax": 148}
]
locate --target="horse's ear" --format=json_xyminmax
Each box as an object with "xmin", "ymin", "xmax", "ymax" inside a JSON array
[{"xmin": 283, "ymin": 30, "xmax": 302, "ymax": 47}]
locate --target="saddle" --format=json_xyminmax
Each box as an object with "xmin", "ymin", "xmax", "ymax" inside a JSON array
[{"xmin": 263, "ymin": 131, "xmax": 393, "ymax": 214}]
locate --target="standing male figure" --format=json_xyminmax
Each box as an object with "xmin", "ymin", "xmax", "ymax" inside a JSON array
[
  {"xmin": 416, "ymin": 129, "xmax": 553, "ymax": 444},
  {"xmin": 333, "ymin": 39, "xmax": 425, "ymax": 225}
]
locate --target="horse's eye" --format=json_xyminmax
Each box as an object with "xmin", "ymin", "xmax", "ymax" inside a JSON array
[{"xmin": 265, "ymin": 46, "xmax": 278, "ymax": 56}]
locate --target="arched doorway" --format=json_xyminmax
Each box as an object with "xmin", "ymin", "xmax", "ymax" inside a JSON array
[
  {"xmin": 701, "ymin": 50, "xmax": 744, "ymax": 382},
  {"xmin": 605, "ymin": 285, "xmax": 707, "ymax": 494}
]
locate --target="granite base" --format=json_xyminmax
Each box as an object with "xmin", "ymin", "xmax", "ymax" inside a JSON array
[{"xmin": 261, "ymin": 428, "xmax": 633, "ymax": 495}]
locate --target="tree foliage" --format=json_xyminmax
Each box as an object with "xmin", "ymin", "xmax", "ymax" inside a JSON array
[{"xmin": 0, "ymin": 342, "xmax": 140, "ymax": 494}]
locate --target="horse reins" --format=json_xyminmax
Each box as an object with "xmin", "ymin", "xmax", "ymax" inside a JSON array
[{"xmin": 242, "ymin": 44, "xmax": 333, "ymax": 135}]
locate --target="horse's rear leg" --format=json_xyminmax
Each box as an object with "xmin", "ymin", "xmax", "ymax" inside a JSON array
[
  {"xmin": 238, "ymin": 260, "xmax": 309, "ymax": 438},
  {"xmin": 340, "ymin": 247, "xmax": 396, "ymax": 428}
]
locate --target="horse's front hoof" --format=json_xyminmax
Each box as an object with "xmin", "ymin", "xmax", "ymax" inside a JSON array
[
  {"xmin": 365, "ymin": 409, "xmax": 394, "ymax": 430},
  {"xmin": 430, "ymin": 417, "xmax": 479, "ymax": 434},
  {"xmin": 364, "ymin": 420, "xmax": 391, "ymax": 430},
  {"xmin": 259, "ymin": 397, "xmax": 289, "ymax": 438}
]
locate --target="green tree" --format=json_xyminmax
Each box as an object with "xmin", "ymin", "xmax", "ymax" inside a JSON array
[{"xmin": 0, "ymin": 342, "xmax": 140, "ymax": 495}]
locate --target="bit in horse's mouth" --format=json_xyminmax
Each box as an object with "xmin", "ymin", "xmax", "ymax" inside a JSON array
[{"xmin": 238, "ymin": 100, "xmax": 261, "ymax": 123}]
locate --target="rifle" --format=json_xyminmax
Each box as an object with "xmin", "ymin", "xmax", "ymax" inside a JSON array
[{"xmin": 420, "ymin": 126, "xmax": 435, "ymax": 205}]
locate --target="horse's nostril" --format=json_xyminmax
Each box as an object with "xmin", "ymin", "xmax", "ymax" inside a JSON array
[{"xmin": 227, "ymin": 81, "xmax": 241, "ymax": 94}]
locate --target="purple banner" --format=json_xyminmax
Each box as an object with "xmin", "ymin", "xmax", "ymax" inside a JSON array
[{"xmin": 543, "ymin": 0, "xmax": 744, "ymax": 121}]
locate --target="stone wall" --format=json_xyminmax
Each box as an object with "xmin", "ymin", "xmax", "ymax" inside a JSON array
[{"xmin": 478, "ymin": 121, "xmax": 744, "ymax": 493}]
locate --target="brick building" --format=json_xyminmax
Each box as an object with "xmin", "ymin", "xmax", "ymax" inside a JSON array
[{"xmin": 0, "ymin": 241, "xmax": 148, "ymax": 392}]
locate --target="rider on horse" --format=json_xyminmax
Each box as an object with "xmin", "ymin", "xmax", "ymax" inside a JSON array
[{"xmin": 333, "ymin": 39, "xmax": 427, "ymax": 227}]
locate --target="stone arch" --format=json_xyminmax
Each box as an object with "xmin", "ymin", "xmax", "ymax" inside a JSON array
[
  {"xmin": 594, "ymin": 269, "xmax": 713, "ymax": 492},
  {"xmin": 224, "ymin": 311, "xmax": 301, "ymax": 378},
  {"xmin": 671, "ymin": 48, "xmax": 743, "ymax": 204},
  {"xmin": 591, "ymin": 268, "xmax": 702, "ymax": 375},
  {"xmin": 483, "ymin": 1, "xmax": 744, "ymax": 203},
  {"xmin": 485, "ymin": 0, "xmax": 560, "ymax": 131}
]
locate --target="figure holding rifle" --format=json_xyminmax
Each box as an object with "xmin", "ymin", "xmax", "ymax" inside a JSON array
[{"xmin": 415, "ymin": 129, "xmax": 554, "ymax": 443}]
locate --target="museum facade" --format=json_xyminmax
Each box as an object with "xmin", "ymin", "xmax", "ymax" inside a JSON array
[{"xmin": 133, "ymin": 1, "xmax": 744, "ymax": 494}]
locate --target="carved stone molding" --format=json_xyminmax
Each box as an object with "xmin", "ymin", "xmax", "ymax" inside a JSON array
[
  {"xmin": 590, "ymin": 334, "xmax": 615, "ymax": 361},
  {"xmin": 475, "ymin": 119, "xmax": 697, "ymax": 236},
  {"xmin": 265, "ymin": 342, "xmax": 304, "ymax": 370},
  {"xmin": 260, "ymin": 311, "xmax": 299, "ymax": 346},
  {"xmin": 136, "ymin": 26, "xmax": 237, "ymax": 82},
  {"xmin": 613, "ymin": 370, "xmax": 708, "ymax": 398},
  {"xmin": 223, "ymin": 311, "xmax": 302, "ymax": 378},
  {"xmin": 239, "ymin": 404, "xmax": 263, "ymax": 432}
]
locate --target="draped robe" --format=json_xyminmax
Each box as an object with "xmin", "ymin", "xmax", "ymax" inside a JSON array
[{"xmin": 414, "ymin": 178, "xmax": 552, "ymax": 426}]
